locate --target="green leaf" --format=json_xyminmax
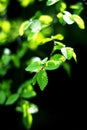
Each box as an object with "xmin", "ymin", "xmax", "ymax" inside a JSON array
[
  {"xmin": 45, "ymin": 60, "xmax": 61, "ymax": 70},
  {"xmin": 51, "ymin": 54, "xmax": 66, "ymax": 62},
  {"xmin": 61, "ymin": 47, "xmax": 74, "ymax": 60},
  {"xmin": 71, "ymin": 14, "xmax": 85, "ymax": 29},
  {"xmin": 23, "ymin": 113, "xmax": 33, "ymax": 129},
  {"xmin": 37, "ymin": 70, "xmax": 48, "ymax": 90},
  {"xmin": 0, "ymin": 91, "xmax": 6, "ymax": 104},
  {"xmin": 57, "ymin": 12, "xmax": 66, "ymax": 25},
  {"xmin": 46, "ymin": 0, "xmax": 59, "ymax": 6},
  {"xmin": 45, "ymin": 54, "xmax": 65, "ymax": 70},
  {"xmin": 19, "ymin": 21, "xmax": 30, "ymax": 36},
  {"xmin": 31, "ymin": 74, "xmax": 37, "ymax": 86},
  {"xmin": 73, "ymin": 52, "xmax": 77, "ymax": 63},
  {"xmin": 41, "ymin": 37, "xmax": 52, "ymax": 44},
  {"xmin": 25, "ymin": 61, "xmax": 42, "ymax": 72},
  {"xmin": 63, "ymin": 11, "xmax": 74, "ymax": 24},
  {"xmin": 52, "ymin": 41, "xmax": 65, "ymax": 54},
  {"xmin": 29, "ymin": 19, "xmax": 42, "ymax": 33},
  {"xmin": 54, "ymin": 34, "xmax": 64, "ymax": 40},
  {"xmin": 22, "ymin": 84, "xmax": 36, "ymax": 99},
  {"xmin": 5, "ymin": 93, "xmax": 19, "ymax": 105},
  {"xmin": 39, "ymin": 15, "xmax": 53, "ymax": 25}
]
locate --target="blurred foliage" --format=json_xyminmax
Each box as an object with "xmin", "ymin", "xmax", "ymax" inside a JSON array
[{"xmin": 0, "ymin": 0, "xmax": 85, "ymax": 129}]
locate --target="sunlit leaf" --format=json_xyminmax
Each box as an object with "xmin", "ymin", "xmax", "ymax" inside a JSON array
[
  {"xmin": 25, "ymin": 61, "xmax": 42, "ymax": 72},
  {"xmin": 52, "ymin": 42, "xmax": 65, "ymax": 54},
  {"xmin": 57, "ymin": 12, "xmax": 66, "ymax": 25},
  {"xmin": 71, "ymin": 14, "xmax": 85, "ymax": 29},
  {"xmin": 28, "ymin": 103, "xmax": 38, "ymax": 114},
  {"xmin": 5, "ymin": 93, "xmax": 19, "ymax": 105},
  {"xmin": 46, "ymin": 0, "xmax": 59, "ymax": 6},
  {"xmin": 56, "ymin": 1, "xmax": 67, "ymax": 12},
  {"xmin": 37, "ymin": 70, "xmax": 48, "ymax": 90},
  {"xmin": 19, "ymin": 21, "xmax": 30, "ymax": 36},
  {"xmin": 45, "ymin": 60, "xmax": 62, "ymax": 70},
  {"xmin": 23, "ymin": 113, "xmax": 33, "ymax": 129},
  {"xmin": 29, "ymin": 19, "xmax": 42, "ymax": 33},
  {"xmin": 18, "ymin": 0, "xmax": 35, "ymax": 7},
  {"xmin": 39, "ymin": 15, "xmax": 53, "ymax": 25},
  {"xmin": 41, "ymin": 57, "xmax": 48, "ymax": 64},
  {"xmin": 61, "ymin": 47, "xmax": 74, "ymax": 60},
  {"xmin": 63, "ymin": 11, "xmax": 74, "ymax": 24},
  {"xmin": 41, "ymin": 37, "xmax": 52, "ymax": 44},
  {"xmin": 54, "ymin": 34, "xmax": 64, "ymax": 40},
  {"xmin": 51, "ymin": 54, "xmax": 66, "ymax": 62}
]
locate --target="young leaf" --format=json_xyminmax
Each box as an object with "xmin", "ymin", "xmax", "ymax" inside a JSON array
[
  {"xmin": 71, "ymin": 14, "xmax": 85, "ymax": 29},
  {"xmin": 23, "ymin": 113, "xmax": 33, "ymax": 129},
  {"xmin": 21, "ymin": 84, "xmax": 36, "ymax": 99},
  {"xmin": 25, "ymin": 61, "xmax": 42, "ymax": 72},
  {"xmin": 45, "ymin": 60, "xmax": 62, "ymax": 70},
  {"xmin": 46, "ymin": 0, "xmax": 59, "ymax": 6},
  {"xmin": 54, "ymin": 34, "xmax": 64, "ymax": 40},
  {"xmin": 63, "ymin": 11, "xmax": 74, "ymax": 24},
  {"xmin": 37, "ymin": 70, "xmax": 48, "ymax": 90},
  {"xmin": 5, "ymin": 93, "xmax": 19, "ymax": 105},
  {"xmin": 52, "ymin": 41, "xmax": 65, "ymax": 54},
  {"xmin": 61, "ymin": 47, "xmax": 74, "ymax": 60},
  {"xmin": 39, "ymin": 15, "xmax": 53, "ymax": 25},
  {"xmin": 19, "ymin": 21, "xmax": 30, "ymax": 36}
]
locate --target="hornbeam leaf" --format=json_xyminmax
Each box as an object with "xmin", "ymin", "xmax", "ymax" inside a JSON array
[
  {"xmin": 25, "ymin": 61, "xmax": 42, "ymax": 72},
  {"xmin": 61, "ymin": 47, "xmax": 74, "ymax": 60},
  {"xmin": 37, "ymin": 70, "xmax": 48, "ymax": 90}
]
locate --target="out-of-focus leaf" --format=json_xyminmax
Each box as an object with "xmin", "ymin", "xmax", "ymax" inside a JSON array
[
  {"xmin": 63, "ymin": 11, "xmax": 74, "ymax": 24},
  {"xmin": 39, "ymin": 15, "xmax": 53, "ymax": 25},
  {"xmin": 54, "ymin": 34, "xmax": 64, "ymax": 40},
  {"xmin": 0, "ymin": 91, "xmax": 6, "ymax": 104},
  {"xmin": 71, "ymin": 14, "xmax": 85, "ymax": 29},
  {"xmin": 19, "ymin": 21, "xmax": 30, "ymax": 36},
  {"xmin": 5, "ymin": 93, "xmax": 19, "ymax": 105},
  {"xmin": 46, "ymin": 0, "xmax": 59, "ymax": 6},
  {"xmin": 23, "ymin": 113, "xmax": 33, "ymax": 129},
  {"xmin": 22, "ymin": 84, "xmax": 36, "ymax": 99}
]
